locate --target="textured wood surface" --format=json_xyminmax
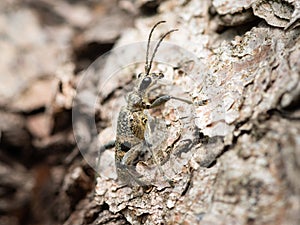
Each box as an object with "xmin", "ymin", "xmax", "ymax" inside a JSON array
[{"xmin": 0, "ymin": 0, "xmax": 299, "ymax": 224}]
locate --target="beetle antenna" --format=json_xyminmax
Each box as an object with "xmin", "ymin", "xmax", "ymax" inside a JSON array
[
  {"xmin": 145, "ymin": 21, "xmax": 166, "ymax": 74},
  {"xmin": 147, "ymin": 29, "xmax": 178, "ymax": 75}
]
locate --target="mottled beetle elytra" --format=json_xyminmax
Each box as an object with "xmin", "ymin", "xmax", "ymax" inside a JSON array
[{"xmin": 98, "ymin": 21, "xmax": 193, "ymax": 187}]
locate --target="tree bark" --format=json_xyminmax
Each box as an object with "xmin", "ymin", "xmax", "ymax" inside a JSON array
[{"xmin": 0, "ymin": 0, "xmax": 299, "ymax": 225}]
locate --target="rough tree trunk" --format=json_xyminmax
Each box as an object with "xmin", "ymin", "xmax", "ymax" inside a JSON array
[{"xmin": 0, "ymin": 0, "xmax": 299, "ymax": 225}]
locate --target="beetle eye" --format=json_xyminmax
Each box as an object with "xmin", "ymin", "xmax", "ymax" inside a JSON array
[
  {"xmin": 139, "ymin": 77, "xmax": 152, "ymax": 91},
  {"xmin": 137, "ymin": 73, "xmax": 143, "ymax": 78}
]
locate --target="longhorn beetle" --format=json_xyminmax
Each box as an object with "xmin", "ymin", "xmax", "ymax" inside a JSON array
[{"xmin": 98, "ymin": 21, "xmax": 193, "ymax": 187}]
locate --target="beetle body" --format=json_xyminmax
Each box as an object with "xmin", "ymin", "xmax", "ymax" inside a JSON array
[{"xmin": 108, "ymin": 21, "xmax": 191, "ymax": 186}]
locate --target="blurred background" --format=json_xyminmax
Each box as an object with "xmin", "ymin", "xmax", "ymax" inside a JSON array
[{"xmin": 0, "ymin": 1, "xmax": 139, "ymax": 224}]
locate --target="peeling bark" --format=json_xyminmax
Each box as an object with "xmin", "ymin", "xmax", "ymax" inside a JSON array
[{"xmin": 0, "ymin": 0, "xmax": 299, "ymax": 225}]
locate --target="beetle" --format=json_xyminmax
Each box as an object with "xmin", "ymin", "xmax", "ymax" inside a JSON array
[{"xmin": 99, "ymin": 21, "xmax": 192, "ymax": 187}]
